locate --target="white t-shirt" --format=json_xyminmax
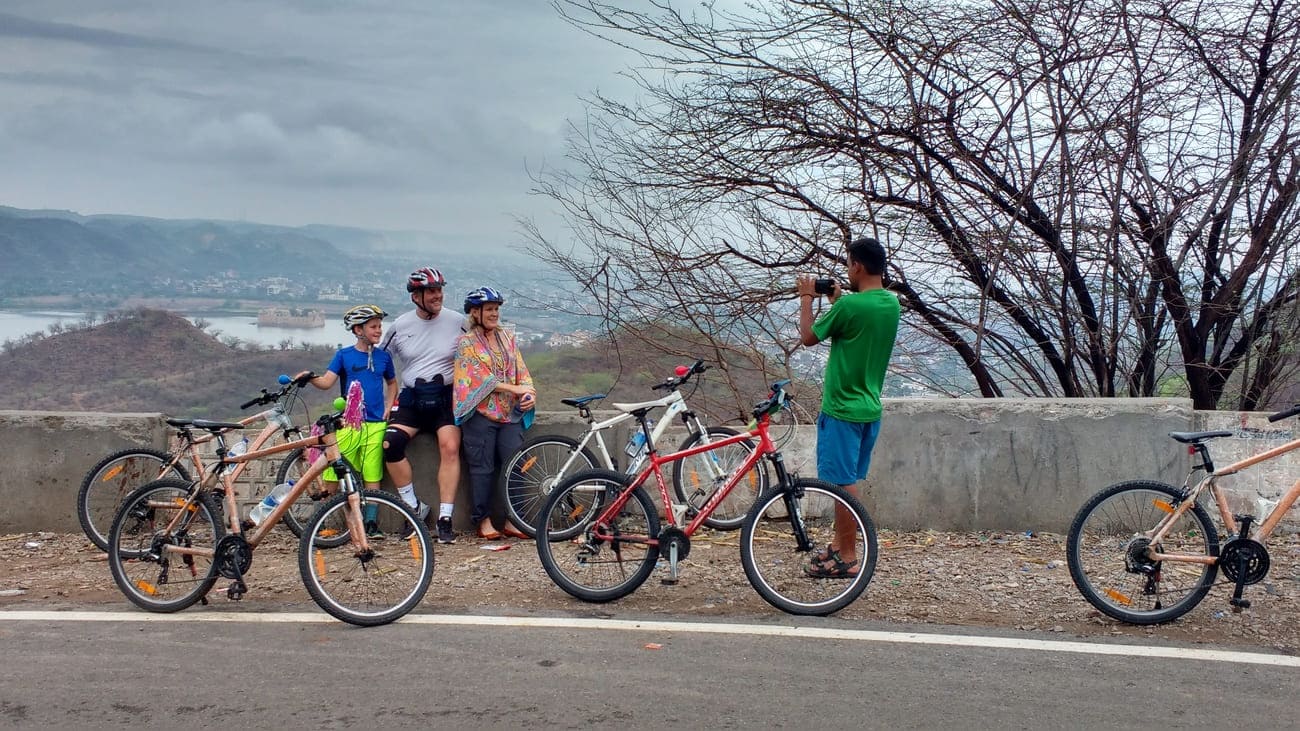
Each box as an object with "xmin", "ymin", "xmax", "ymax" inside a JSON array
[{"xmin": 380, "ymin": 308, "xmax": 466, "ymax": 388}]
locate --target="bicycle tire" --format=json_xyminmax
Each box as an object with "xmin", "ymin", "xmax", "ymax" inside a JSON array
[
  {"xmin": 273, "ymin": 447, "xmax": 331, "ymax": 539},
  {"xmin": 78, "ymin": 447, "xmax": 191, "ymax": 552},
  {"xmin": 298, "ymin": 489, "xmax": 433, "ymax": 626},
  {"xmin": 740, "ymin": 479, "xmax": 878, "ymax": 616},
  {"xmin": 1066, "ymin": 480, "xmax": 1219, "ymax": 624},
  {"xmin": 498, "ymin": 433, "xmax": 600, "ymax": 538},
  {"xmin": 670, "ymin": 426, "xmax": 768, "ymax": 531},
  {"xmin": 106, "ymin": 478, "xmax": 224, "ymax": 613},
  {"xmin": 535, "ymin": 469, "xmax": 660, "ymax": 603}
]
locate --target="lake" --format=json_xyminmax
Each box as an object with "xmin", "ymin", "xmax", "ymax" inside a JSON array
[{"xmin": 0, "ymin": 309, "xmax": 352, "ymax": 349}]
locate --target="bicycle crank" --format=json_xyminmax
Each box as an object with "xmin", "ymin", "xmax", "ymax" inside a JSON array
[
  {"xmin": 657, "ymin": 527, "xmax": 690, "ymax": 585},
  {"xmin": 215, "ymin": 534, "xmax": 254, "ymax": 580},
  {"xmin": 1219, "ymin": 537, "xmax": 1270, "ymax": 586}
]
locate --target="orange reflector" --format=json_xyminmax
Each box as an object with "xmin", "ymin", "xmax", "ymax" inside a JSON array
[
  {"xmin": 314, "ymin": 549, "xmax": 325, "ymax": 577},
  {"xmin": 172, "ymin": 498, "xmax": 196, "ymax": 513},
  {"xmin": 1104, "ymin": 588, "xmax": 1133, "ymax": 605},
  {"xmin": 409, "ymin": 535, "xmax": 422, "ymax": 560},
  {"xmin": 569, "ymin": 505, "xmax": 584, "ymax": 521},
  {"xmin": 320, "ymin": 529, "xmax": 339, "ymax": 538},
  {"xmin": 1153, "ymin": 500, "xmax": 1174, "ymax": 514},
  {"xmin": 747, "ymin": 470, "xmax": 757, "ymax": 489},
  {"xmin": 520, "ymin": 456, "xmax": 538, "ymax": 474},
  {"xmin": 134, "ymin": 580, "xmax": 158, "ymax": 596},
  {"xmin": 690, "ymin": 471, "xmax": 701, "ymax": 488},
  {"xmin": 102, "ymin": 465, "xmax": 125, "ymax": 481}
]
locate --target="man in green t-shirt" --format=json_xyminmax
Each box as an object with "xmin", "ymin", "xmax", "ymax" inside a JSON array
[{"xmin": 796, "ymin": 237, "xmax": 900, "ymax": 578}]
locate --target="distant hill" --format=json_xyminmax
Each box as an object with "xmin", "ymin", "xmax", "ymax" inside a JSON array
[
  {"xmin": 0, "ymin": 309, "xmax": 811, "ymax": 423},
  {"xmin": 0, "ymin": 207, "xmax": 362, "ymax": 295},
  {"xmin": 0, "ymin": 309, "xmax": 339, "ymax": 417}
]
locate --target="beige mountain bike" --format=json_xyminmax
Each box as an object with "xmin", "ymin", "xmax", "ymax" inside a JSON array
[
  {"xmin": 1067, "ymin": 403, "xmax": 1300, "ymax": 624},
  {"xmin": 106, "ymin": 385, "xmax": 433, "ymax": 626}
]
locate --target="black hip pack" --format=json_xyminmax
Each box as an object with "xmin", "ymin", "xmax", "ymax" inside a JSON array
[{"xmin": 412, "ymin": 375, "xmax": 448, "ymax": 411}]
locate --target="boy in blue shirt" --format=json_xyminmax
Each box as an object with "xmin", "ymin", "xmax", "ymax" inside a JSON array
[{"xmin": 295, "ymin": 304, "xmax": 400, "ymax": 538}]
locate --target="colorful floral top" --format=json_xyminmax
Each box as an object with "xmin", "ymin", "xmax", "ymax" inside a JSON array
[{"xmin": 453, "ymin": 327, "xmax": 533, "ymax": 425}]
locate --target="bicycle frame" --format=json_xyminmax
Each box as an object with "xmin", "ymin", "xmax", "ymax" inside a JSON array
[
  {"xmin": 1147, "ymin": 436, "xmax": 1300, "ymax": 566},
  {"xmin": 145, "ymin": 425, "xmax": 370, "ymax": 561},
  {"xmin": 557, "ymin": 391, "xmax": 703, "ymax": 477},
  {"xmin": 583, "ymin": 410, "xmax": 790, "ymax": 546},
  {"xmin": 148, "ymin": 397, "xmax": 304, "ymax": 489}
]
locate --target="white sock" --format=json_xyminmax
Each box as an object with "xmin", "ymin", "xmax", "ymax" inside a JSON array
[
  {"xmin": 439, "ymin": 503, "xmax": 454, "ymax": 519},
  {"xmin": 397, "ymin": 483, "xmax": 417, "ymax": 508}
]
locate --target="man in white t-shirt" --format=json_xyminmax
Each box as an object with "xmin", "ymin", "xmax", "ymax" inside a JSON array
[{"xmin": 380, "ymin": 267, "xmax": 465, "ymax": 544}]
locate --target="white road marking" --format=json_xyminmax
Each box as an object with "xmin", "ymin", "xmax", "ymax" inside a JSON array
[{"xmin": 0, "ymin": 609, "xmax": 1296, "ymax": 667}]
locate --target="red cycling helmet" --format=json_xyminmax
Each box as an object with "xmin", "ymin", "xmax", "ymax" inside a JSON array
[{"xmin": 407, "ymin": 267, "xmax": 446, "ymax": 292}]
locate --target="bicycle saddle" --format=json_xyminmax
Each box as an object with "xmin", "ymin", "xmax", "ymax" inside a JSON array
[
  {"xmin": 1168, "ymin": 430, "xmax": 1234, "ymax": 444},
  {"xmin": 190, "ymin": 419, "xmax": 246, "ymax": 433},
  {"xmin": 561, "ymin": 394, "xmax": 606, "ymax": 408},
  {"xmin": 165, "ymin": 418, "xmax": 195, "ymax": 428}
]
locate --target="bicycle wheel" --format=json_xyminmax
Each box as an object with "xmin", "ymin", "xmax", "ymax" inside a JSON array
[
  {"xmin": 1067, "ymin": 480, "xmax": 1219, "ymax": 624},
  {"xmin": 670, "ymin": 426, "xmax": 768, "ymax": 530},
  {"xmin": 535, "ymin": 469, "xmax": 660, "ymax": 603},
  {"xmin": 78, "ymin": 447, "xmax": 191, "ymax": 552},
  {"xmin": 498, "ymin": 434, "xmax": 600, "ymax": 538},
  {"xmin": 107, "ymin": 478, "xmax": 224, "ymax": 613},
  {"xmin": 740, "ymin": 479, "xmax": 878, "ymax": 616},
  {"xmin": 298, "ymin": 489, "xmax": 433, "ymax": 626},
  {"xmin": 273, "ymin": 447, "xmax": 331, "ymax": 538}
]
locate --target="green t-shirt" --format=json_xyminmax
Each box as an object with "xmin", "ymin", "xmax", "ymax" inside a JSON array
[{"xmin": 811, "ymin": 288, "xmax": 900, "ymax": 423}]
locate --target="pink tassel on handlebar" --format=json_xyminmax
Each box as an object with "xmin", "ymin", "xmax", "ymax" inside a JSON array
[
  {"xmin": 307, "ymin": 423, "xmax": 323, "ymax": 464},
  {"xmin": 343, "ymin": 381, "xmax": 364, "ymax": 430}
]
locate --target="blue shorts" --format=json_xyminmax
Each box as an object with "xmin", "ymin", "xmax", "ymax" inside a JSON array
[{"xmin": 816, "ymin": 413, "xmax": 881, "ymax": 486}]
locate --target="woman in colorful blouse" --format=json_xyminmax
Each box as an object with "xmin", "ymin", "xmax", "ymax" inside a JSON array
[{"xmin": 452, "ymin": 286, "xmax": 535, "ymax": 540}]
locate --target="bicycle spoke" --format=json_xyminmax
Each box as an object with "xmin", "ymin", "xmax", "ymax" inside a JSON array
[
  {"xmin": 1067, "ymin": 481, "xmax": 1218, "ymax": 624},
  {"xmin": 299, "ymin": 490, "xmax": 433, "ymax": 626}
]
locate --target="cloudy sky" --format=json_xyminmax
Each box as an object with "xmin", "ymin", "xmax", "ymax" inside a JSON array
[{"xmin": 0, "ymin": 1, "xmax": 642, "ymax": 251}]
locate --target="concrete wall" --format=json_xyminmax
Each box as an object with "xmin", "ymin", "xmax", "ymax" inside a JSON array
[
  {"xmin": 4, "ymin": 398, "xmax": 1297, "ymax": 535},
  {"xmin": 0, "ymin": 411, "xmax": 171, "ymax": 534}
]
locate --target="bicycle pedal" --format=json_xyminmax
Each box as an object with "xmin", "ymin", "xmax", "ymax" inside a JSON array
[
  {"xmin": 660, "ymin": 577, "xmax": 678, "ymax": 586},
  {"xmin": 1230, "ymin": 598, "xmax": 1251, "ymax": 610}
]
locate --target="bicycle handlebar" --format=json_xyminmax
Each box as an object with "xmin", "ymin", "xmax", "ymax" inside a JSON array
[
  {"xmin": 651, "ymin": 359, "xmax": 708, "ymax": 392},
  {"xmin": 240, "ymin": 374, "xmax": 309, "ymax": 410},
  {"xmin": 1267, "ymin": 404, "xmax": 1300, "ymax": 423},
  {"xmin": 752, "ymin": 381, "xmax": 790, "ymax": 420}
]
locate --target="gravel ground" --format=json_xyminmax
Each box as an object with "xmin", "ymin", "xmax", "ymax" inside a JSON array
[{"xmin": 2, "ymin": 528, "xmax": 1297, "ymax": 653}]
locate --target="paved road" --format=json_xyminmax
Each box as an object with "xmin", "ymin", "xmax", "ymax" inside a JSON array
[{"xmin": 1, "ymin": 611, "xmax": 1296, "ymax": 729}]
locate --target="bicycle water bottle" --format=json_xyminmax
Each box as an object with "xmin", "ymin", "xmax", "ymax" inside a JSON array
[
  {"xmin": 624, "ymin": 418, "xmax": 654, "ymax": 459},
  {"xmin": 249, "ymin": 480, "xmax": 293, "ymax": 526},
  {"xmin": 222, "ymin": 437, "xmax": 249, "ymax": 474}
]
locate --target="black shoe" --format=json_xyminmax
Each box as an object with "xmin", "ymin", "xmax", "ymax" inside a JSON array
[{"xmin": 436, "ymin": 516, "xmax": 456, "ymax": 544}]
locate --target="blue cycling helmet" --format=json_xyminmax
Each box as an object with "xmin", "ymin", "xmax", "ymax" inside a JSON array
[{"xmin": 463, "ymin": 286, "xmax": 505, "ymax": 313}]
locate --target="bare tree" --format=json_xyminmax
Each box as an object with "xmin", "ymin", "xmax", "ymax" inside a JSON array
[{"xmin": 526, "ymin": 0, "xmax": 1300, "ymax": 409}]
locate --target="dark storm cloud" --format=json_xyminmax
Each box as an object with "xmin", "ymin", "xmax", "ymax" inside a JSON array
[{"xmin": 0, "ymin": 10, "xmax": 339, "ymax": 76}]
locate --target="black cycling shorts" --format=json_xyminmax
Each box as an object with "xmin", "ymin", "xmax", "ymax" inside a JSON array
[{"xmin": 389, "ymin": 385, "xmax": 456, "ymax": 433}]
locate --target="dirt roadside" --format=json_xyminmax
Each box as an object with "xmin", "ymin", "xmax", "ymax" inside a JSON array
[{"xmin": 2, "ymin": 528, "xmax": 1297, "ymax": 653}]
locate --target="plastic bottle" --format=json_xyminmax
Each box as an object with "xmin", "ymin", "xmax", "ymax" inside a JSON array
[
  {"xmin": 1256, "ymin": 496, "xmax": 1280, "ymax": 519},
  {"xmin": 249, "ymin": 480, "xmax": 294, "ymax": 526},
  {"xmin": 624, "ymin": 418, "xmax": 654, "ymax": 458},
  {"xmin": 222, "ymin": 437, "xmax": 249, "ymax": 474}
]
